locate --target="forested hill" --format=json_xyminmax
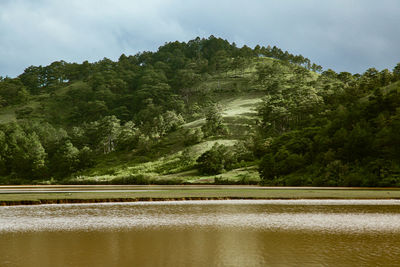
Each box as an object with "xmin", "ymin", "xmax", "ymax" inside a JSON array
[{"xmin": 0, "ymin": 36, "xmax": 400, "ymax": 186}]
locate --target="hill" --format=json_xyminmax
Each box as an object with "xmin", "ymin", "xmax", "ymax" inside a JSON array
[{"xmin": 1, "ymin": 36, "xmax": 400, "ymax": 186}]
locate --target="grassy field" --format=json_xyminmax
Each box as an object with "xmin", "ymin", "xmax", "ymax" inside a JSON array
[{"xmin": 1, "ymin": 187, "xmax": 400, "ymax": 205}]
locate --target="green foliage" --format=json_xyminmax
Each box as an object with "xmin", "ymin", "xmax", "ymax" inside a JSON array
[
  {"xmin": 0, "ymin": 123, "xmax": 47, "ymax": 179},
  {"xmin": 51, "ymin": 140, "xmax": 80, "ymax": 176},
  {"xmin": 109, "ymin": 174, "xmax": 152, "ymax": 185},
  {"xmin": 78, "ymin": 146, "xmax": 95, "ymax": 169},
  {"xmin": 0, "ymin": 78, "xmax": 29, "ymax": 106},
  {"xmin": 15, "ymin": 106, "xmax": 34, "ymax": 119},
  {"xmin": 201, "ymin": 105, "xmax": 228, "ymax": 137},
  {"xmin": 180, "ymin": 147, "xmax": 196, "ymax": 167},
  {"xmin": 258, "ymin": 77, "xmax": 400, "ymax": 186},
  {"xmin": 1, "ymin": 36, "xmax": 399, "ymax": 186},
  {"xmin": 183, "ymin": 128, "xmax": 203, "ymax": 146},
  {"xmin": 196, "ymin": 143, "xmax": 236, "ymax": 175},
  {"xmin": 257, "ymin": 82, "xmax": 323, "ymax": 134},
  {"xmin": 116, "ymin": 121, "xmax": 140, "ymax": 151},
  {"xmin": 214, "ymin": 176, "xmax": 259, "ymax": 185},
  {"xmin": 146, "ymin": 111, "xmax": 185, "ymax": 138},
  {"xmin": 393, "ymin": 63, "xmax": 400, "ymax": 81}
]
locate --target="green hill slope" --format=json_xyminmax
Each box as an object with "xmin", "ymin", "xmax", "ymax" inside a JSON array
[{"xmin": 1, "ymin": 36, "xmax": 400, "ymax": 186}]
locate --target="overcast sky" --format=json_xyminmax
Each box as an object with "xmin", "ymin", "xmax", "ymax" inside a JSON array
[{"xmin": 1, "ymin": 0, "xmax": 400, "ymax": 77}]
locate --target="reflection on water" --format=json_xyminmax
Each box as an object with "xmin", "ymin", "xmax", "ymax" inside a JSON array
[{"xmin": 1, "ymin": 200, "xmax": 400, "ymax": 266}]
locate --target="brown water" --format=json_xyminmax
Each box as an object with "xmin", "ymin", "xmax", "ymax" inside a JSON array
[{"xmin": 1, "ymin": 200, "xmax": 400, "ymax": 267}]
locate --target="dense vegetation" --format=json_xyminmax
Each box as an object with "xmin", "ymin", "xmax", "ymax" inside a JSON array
[
  {"xmin": 257, "ymin": 65, "xmax": 400, "ymax": 186},
  {"xmin": 0, "ymin": 36, "xmax": 399, "ymax": 186}
]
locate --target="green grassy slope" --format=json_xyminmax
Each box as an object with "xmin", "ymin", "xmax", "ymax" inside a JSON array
[
  {"xmin": 71, "ymin": 92, "xmax": 265, "ymax": 184},
  {"xmin": 0, "ymin": 56, "xmax": 320, "ymax": 185},
  {"xmin": 68, "ymin": 63, "xmax": 271, "ymax": 184}
]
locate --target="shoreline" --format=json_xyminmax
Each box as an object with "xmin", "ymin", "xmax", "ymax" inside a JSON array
[
  {"xmin": 3, "ymin": 196, "xmax": 400, "ymax": 206},
  {"xmin": 2, "ymin": 186, "xmax": 400, "ymax": 206}
]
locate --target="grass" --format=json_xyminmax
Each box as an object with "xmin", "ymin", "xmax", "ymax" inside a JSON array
[
  {"xmin": 1, "ymin": 187, "xmax": 400, "ymax": 205},
  {"xmin": 220, "ymin": 94, "xmax": 263, "ymax": 118}
]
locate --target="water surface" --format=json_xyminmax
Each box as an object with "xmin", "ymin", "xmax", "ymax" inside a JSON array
[{"xmin": 1, "ymin": 200, "xmax": 400, "ymax": 266}]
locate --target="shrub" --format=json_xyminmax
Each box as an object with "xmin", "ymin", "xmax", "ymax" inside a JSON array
[
  {"xmin": 259, "ymin": 153, "xmax": 276, "ymax": 181},
  {"xmin": 183, "ymin": 128, "xmax": 203, "ymax": 146},
  {"xmin": 110, "ymin": 174, "xmax": 152, "ymax": 185},
  {"xmin": 180, "ymin": 148, "xmax": 196, "ymax": 166},
  {"xmin": 197, "ymin": 143, "xmax": 236, "ymax": 175}
]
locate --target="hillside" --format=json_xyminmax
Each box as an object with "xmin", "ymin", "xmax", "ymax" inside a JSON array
[
  {"xmin": 1, "ymin": 36, "xmax": 400, "ymax": 186},
  {"xmin": 73, "ymin": 92, "xmax": 265, "ymax": 185}
]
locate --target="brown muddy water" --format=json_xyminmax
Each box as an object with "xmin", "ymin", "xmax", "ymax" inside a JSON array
[{"xmin": 1, "ymin": 200, "xmax": 400, "ymax": 267}]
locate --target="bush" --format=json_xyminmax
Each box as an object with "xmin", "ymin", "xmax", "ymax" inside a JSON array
[
  {"xmin": 233, "ymin": 141, "xmax": 254, "ymax": 162},
  {"xmin": 343, "ymin": 172, "xmax": 363, "ymax": 187},
  {"xmin": 259, "ymin": 153, "xmax": 276, "ymax": 181},
  {"xmin": 214, "ymin": 177, "xmax": 237, "ymax": 185},
  {"xmin": 197, "ymin": 143, "xmax": 236, "ymax": 175},
  {"xmin": 183, "ymin": 128, "xmax": 203, "ymax": 146},
  {"xmin": 110, "ymin": 174, "xmax": 152, "ymax": 185},
  {"xmin": 285, "ymin": 174, "xmax": 310, "ymax": 186},
  {"xmin": 180, "ymin": 148, "xmax": 196, "ymax": 166}
]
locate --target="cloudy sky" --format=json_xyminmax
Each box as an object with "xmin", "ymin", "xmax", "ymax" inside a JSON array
[{"xmin": 1, "ymin": 0, "xmax": 400, "ymax": 77}]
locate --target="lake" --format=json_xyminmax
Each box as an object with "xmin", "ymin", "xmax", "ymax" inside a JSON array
[{"xmin": 1, "ymin": 200, "xmax": 400, "ymax": 266}]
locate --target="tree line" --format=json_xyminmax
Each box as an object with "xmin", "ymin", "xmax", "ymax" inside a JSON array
[
  {"xmin": 1, "ymin": 35, "xmax": 399, "ymax": 186},
  {"xmin": 257, "ymin": 63, "xmax": 400, "ymax": 186}
]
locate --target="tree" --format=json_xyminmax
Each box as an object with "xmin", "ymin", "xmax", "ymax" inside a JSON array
[
  {"xmin": 259, "ymin": 153, "xmax": 276, "ymax": 181},
  {"xmin": 52, "ymin": 140, "xmax": 80, "ymax": 176},
  {"xmin": 201, "ymin": 105, "xmax": 228, "ymax": 137},
  {"xmin": 24, "ymin": 133, "xmax": 47, "ymax": 179},
  {"xmin": 183, "ymin": 128, "xmax": 203, "ymax": 146},
  {"xmin": 210, "ymin": 50, "xmax": 230, "ymax": 74},
  {"xmin": 258, "ymin": 85, "xmax": 322, "ymax": 134},
  {"xmin": 98, "ymin": 116, "xmax": 121, "ymax": 154},
  {"xmin": 83, "ymin": 100, "xmax": 109, "ymax": 121},
  {"xmin": 337, "ymin": 72, "xmax": 353, "ymax": 85},
  {"xmin": 163, "ymin": 111, "xmax": 185, "ymax": 133},
  {"xmin": 45, "ymin": 60, "xmax": 69, "ymax": 88},
  {"xmin": 29, "ymin": 121, "xmax": 68, "ymax": 159},
  {"xmin": 116, "ymin": 121, "xmax": 140, "ymax": 151},
  {"xmin": 2, "ymin": 124, "xmax": 47, "ymax": 179},
  {"xmin": 379, "ymin": 69, "xmax": 392, "ymax": 86},
  {"xmin": 311, "ymin": 63, "xmax": 323, "ymax": 73},
  {"xmin": 0, "ymin": 130, "xmax": 8, "ymax": 175},
  {"xmin": 19, "ymin": 65, "xmax": 45, "ymax": 94},
  {"xmin": 231, "ymin": 57, "xmax": 246, "ymax": 76},
  {"xmin": 0, "ymin": 78, "xmax": 29, "ymax": 106},
  {"xmin": 256, "ymin": 61, "xmax": 285, "ymax": 89},
  {"xmin": 173, "ymin": 69, "xmax": 200, "ymax": 90},
  {"xmin": 321, "ymin": 69, "xmax": 337, "ymax": 79},
  {"xmin": 78, "ymin": 146, "xmax": 95, "ymax": 170},
  {"xmin": 196, "ymin": 143, "xmax": 235, "ymax": 175},
  {"xmin": 393, "ymin": 63, "xmax": 400, "ymax": 81}
]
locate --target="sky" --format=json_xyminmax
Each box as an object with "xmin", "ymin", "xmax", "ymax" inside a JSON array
[{"xmin": 1, "ymin": 0, "xmax": 400, "ymax": 77}]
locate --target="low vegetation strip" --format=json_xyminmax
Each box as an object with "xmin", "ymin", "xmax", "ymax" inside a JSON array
[{"xmin": 1, "ymin": 188, "xmax": 400, "ymax": 206}]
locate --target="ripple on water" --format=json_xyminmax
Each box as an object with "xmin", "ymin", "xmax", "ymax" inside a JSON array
[{"xmin": 1, "ymin": 199, "xmax": 400, "ymax": 233}]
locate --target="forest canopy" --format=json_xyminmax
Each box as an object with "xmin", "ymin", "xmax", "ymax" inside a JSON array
[{"xmin": 0, "ymin": 36, "xmax": 399, "ymax": 186}]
